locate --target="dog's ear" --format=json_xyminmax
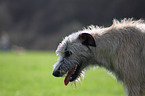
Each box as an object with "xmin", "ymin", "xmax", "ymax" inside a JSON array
[{"xmin": 78, "ymin": 33, "xmax": 96, "ymax": 47}]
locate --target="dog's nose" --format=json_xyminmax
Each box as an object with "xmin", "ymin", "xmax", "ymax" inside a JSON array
[{"xmin": 53, "ymin": 70, "xmax": 61, "ymax": 77}]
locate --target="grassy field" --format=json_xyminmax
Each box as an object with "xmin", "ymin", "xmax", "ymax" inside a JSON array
[{"xmin": 0, "ymin": 51, "xmax": 125, "ymax": 96}]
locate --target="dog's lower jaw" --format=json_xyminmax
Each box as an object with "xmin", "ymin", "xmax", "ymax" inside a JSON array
[{"xmin": 64, "ymin": 64, "xmax": 83, "ymax": 85}]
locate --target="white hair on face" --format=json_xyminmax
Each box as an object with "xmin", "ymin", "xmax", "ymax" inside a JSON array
[{"xmin": 56, "ymin": 31, "xmax": 89, "ymax": 54}]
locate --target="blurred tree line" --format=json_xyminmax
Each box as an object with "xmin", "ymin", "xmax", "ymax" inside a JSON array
[{"xmin": 0, "ymin": 0, "xmax": 145, "ymax": 50}]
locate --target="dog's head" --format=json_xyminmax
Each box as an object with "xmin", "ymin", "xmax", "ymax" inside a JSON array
[{"xmin": 52, "ymin": 32, "xmax": 96, "ymax": 85}]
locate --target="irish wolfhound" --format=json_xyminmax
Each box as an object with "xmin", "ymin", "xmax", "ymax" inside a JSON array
[{"xmin": 52, "ymin": 19, "xmax": 145, "ymax": 96}]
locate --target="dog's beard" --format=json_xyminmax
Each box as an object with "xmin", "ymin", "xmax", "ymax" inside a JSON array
[{"xmin": 54, "ymin": 54, "xmax": 88, "ymax": 86}]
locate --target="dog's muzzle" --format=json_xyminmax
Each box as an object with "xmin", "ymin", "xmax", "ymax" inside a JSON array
[
  {"xmin": 53, "ymin": 69, "xmax": 61, "ymax": 77},
  {"xmin": 52, "ymin": 62, "xmax": 65, "ymax": 77}
]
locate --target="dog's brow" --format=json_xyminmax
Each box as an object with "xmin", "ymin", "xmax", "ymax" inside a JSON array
[{"xmin": 57, "ymin": 50, "xmax": 66, "ymax": 55}]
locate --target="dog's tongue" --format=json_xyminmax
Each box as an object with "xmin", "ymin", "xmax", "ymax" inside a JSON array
[{"xmin": 64, "ymin": 68, "xmax": 75, "ymax": 86}]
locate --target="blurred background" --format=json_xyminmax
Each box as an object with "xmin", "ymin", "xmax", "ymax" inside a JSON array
[{"xmin": 0, "ymin": 0, "xmax": 145, "ymax": 51}]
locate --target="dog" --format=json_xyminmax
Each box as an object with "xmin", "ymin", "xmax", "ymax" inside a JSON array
[{"xmin": 53, "ymin": 19, "xmax": 145, "ymax": 96}]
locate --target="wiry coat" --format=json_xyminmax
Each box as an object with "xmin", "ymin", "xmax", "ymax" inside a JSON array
[
  {"xmin": 53, "ymin": 19, "xmax": 145, "ymax": 96},
  {"xmin": 89, "ymin": 19, "xmax": 145, "ymax": 96}
]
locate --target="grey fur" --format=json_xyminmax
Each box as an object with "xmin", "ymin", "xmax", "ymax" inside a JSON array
[{"xmin": 53, "ymin": 18, "xmax": 145, "ymax": 96}]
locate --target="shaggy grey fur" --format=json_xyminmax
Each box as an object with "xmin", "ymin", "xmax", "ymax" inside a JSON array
[{"xmin": 53, "ymin": 18, "xmax": 145, "ymax": 96}]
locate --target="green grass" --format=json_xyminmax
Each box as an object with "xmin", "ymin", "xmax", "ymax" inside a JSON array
[{"xmin": 0, "ymin": 51, "xmax": 125, "ymax": 96}]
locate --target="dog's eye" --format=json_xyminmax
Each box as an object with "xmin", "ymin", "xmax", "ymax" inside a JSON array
[{"xmin": 65, "ymin": 51, "xmax": 72, "ymax": 57}]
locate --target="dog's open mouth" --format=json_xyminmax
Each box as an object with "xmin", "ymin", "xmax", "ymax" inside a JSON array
[{"xmin": 64, "ymin": 64, "xmax": 82, "ymax": 86}]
